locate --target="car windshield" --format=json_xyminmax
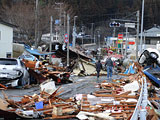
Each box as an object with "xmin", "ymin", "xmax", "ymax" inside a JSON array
[{"xmin": 0, "ymin": 59, "xmax": 18, "ymax": 65}]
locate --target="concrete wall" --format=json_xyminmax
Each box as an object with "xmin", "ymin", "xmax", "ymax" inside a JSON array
[
  {"xmin": 13, "ymin": 43, "xmax": 24, "ymax": 58},
  {"xmin": 0, "ymin": 24, "xmax": 13, "ymax": 58}
]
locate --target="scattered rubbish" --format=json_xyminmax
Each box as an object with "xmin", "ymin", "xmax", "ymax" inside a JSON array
[{"xmin": 0, "ymin": 63, "xmax": 159, "ymax": 119}]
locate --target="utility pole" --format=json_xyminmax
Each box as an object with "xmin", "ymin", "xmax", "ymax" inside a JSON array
[
  {"xmin": 67, "ymin": 14, "xmax": 70, "ymax": 66},
  {"xmin": 125, "ymin": 27, "xmax": 128, "ymax": 58},
  {"xmin": 35, "ymin": 0, "xmax": 39, "ymax": 48},
  {"xmin": 64, "ymin": 11, "xmax": 66, "ymax": 34},
  {"xmin": 143, "ymin": 30, "xmax": 146, "ymax": 51},
  {"xmin": 55, "ymin": 2, "xmax": 63, "ymax": 43},
  {"xmin": 136, "ymin": 11, "xmax": 140, "ymax": 60},
  {"xmin": 91, "ymin": 23, "xmax": 94, "ymax": 43},
  {"xmin": 49, "ymin": 16, "xmax": 53, "ymax": 63},
  {"xmin": 72, "ymin": 16, "xmax": 78, "ymax": 48},
  {"xmin": 98, "ymin": 31, "xmax": 100, "ymax": 49},
  {"xmin": 140, "ymin": 0, "xmax": 145, "ymax": 53}
]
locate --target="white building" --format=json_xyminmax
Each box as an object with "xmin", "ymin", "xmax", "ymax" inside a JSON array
[
  {"xmin": 0, "ymin": 20, "xmax": 14, "ymax": 58},
  {"xmin": 41, "ymin": 33, "xmax": 59, "ymax": 43}
]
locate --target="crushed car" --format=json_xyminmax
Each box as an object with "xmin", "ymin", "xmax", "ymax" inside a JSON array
[
  {"xmin": 0, "ymin": 58, "xmax": 30, "ymax": 87},
  {"xmin": 138, "ymin": 48, "xmax": 160, "ymax": 87}
]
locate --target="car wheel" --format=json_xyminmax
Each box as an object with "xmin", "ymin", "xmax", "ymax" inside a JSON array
[
  {"xmin": 26, "ymin": 78, "xmax": 30, "ymax": 85},
  {"xmin": 18, "ymin": 77, "xmax": 23, "ymax": 86}
]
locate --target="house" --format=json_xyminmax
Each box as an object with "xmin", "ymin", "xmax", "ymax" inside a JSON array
[
  {"xmin": 143, "ymin": 25, "xmax": 160, "ymax": 45},
  {"xmin": 0, "ymin": 20, "xmax": 15, "ymax": 58}
]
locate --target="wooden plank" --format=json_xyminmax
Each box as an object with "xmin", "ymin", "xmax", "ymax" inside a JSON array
[
  {"xmin": 94, "ymin": 90, "xmax": 112, "ymax": 94},
  {"xmin": 44, "ymin": 115, "xmax": 76, "ymax": 119},
  {"xmin": 93, "ymin": 93, "xmax": 138, "ymax": 98},
  {"xmin": 148, "ymin": 97, "xmax": 160, "ymax": 100},
  {"xmin": 0, "ymin": 84, "xmax": 7, "ymax": 89},
  {"xmin": 118, "ymin": 91, "xmax": 131, "ymax": 95}
]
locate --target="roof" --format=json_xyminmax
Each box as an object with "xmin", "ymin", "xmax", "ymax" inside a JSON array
[
  {"xmin": 140, "ymin": 26, "xmax": 160, "ymax": 37},
  {"xmin": 0, "ymin": 19, "xmax": 16, "ymax": 28}
]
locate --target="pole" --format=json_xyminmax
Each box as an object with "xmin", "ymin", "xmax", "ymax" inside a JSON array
[
  {"xmin": 67, "ymin": 14, "xmax": 70, "ymax": 66},
  {"xmin": 49, "ymin": 16, "xmax": 53, "ymax": 63},
  {"xmin": 98, "ymin": 31, "xmax": 100, "ymax": 49},
  {"xmin": 72, "ymin": 16, "xmax": 77, "ymax": 48},
  {"xmin": 136, "ymin": 11, "xmax": 140, "ymax": 60},
  {"xmin": 113, "ymin": 27, "xmax": 116, "ymax": 47},
  {"xmin": 140, "ymin": 0, "xmax": 145, "ymax": 53},
  {"xmin": 55, "ymin": 2, "xmax": 63, "ymax": 43},
  {"xmin": 59, "ymin": 3, "xmax": 62, "ymax": 43},
  {"xmin": 125, "ymin": 27, "xmax": 128, "ymax": 58},
  {"xmin": 35, "ymin": 0, "xmax": 38, "ymax": 48},
  {"xmin": 64, "ymin": 11, "xmax": 66, "ymax": 34},
  {"xmin": 98, "ymin": 31, "xmax": 101, "ymax": 59},
  {"xmin": 143, "ymin": 30, "xmax": 146, "ymax": 51},
  {"xmin": 91, "ymin": 23, "xmax": 94, "ymax": 43},
  {"xmin": 94, "ymin": 33, "xmax": 96, "ymax": 43}
]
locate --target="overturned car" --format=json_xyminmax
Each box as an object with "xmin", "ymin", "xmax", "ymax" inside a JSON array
[
  {"xmin": 0, "ymin": 58, "xmax": 30, "ymax": 87},
  {"xmin": 138, "ymin": 48, "xmax": 160, "ymax": 87}
]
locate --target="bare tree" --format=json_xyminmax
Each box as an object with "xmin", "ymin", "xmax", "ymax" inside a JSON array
[{"xmin": 2, "ymin": 1, "xmax": 73, "ymax": 46}]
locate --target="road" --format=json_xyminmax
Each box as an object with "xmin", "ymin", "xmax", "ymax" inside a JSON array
[{"xmin": 0, "ymin": 75, "xmax": 122, "ymax": 101}]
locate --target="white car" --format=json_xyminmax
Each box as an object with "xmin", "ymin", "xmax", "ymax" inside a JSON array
[
  {"xmin": 138, "ymin": 48, "xmax": 160, "ymax": 66},
  {"xmin": 0, "ymin": 58, "xmax": 30, "ymax": 87}
]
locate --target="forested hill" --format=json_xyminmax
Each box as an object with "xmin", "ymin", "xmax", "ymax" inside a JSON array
[
  {"xmin": 0, "ymin": 0, "xmax": 160, "ymax": 44},
  {"xmin": 65, "ymin": 0, "xmax": 160, "ymax": 29},
  {"xmin": 0, "ymin": 0, "xmax": 160, "ymax": 29}
]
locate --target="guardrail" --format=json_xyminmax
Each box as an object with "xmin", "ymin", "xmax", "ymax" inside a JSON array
[{"xmin": 131, "ymin": 76, "xmax": 148, "ymax": 120}]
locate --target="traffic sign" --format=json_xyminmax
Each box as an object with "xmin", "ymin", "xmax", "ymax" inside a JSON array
[
  {"xmin": 118, "ymin": 34, "xmax": 123, "ymax": 40},
  {"xmin": 64, "ymin": 33, "xmax": 69, "ymax": 39},
  {"xmin": 125, "ymin": 23, "xmax": 135, "ymax": 28},
  {"xmin": 64, "ymin": 39, "xmax": 69, "ymax": 43}
]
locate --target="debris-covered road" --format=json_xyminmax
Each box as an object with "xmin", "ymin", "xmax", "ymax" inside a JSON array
[{"xmin": 0, "ymin": 75, "xmax": 121, "ymax": 101}]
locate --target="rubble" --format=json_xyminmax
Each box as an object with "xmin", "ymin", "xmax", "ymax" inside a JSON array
[{"xmin": 0, "ymin": 62, "xmax": 159, "ymax": 119}]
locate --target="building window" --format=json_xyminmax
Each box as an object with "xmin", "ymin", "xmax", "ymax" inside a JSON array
[
  {"xmin": 146, "ymin": 39, "xmax": 150, "ymax": 44},
  {"xmin": 6, "ymin": 52, "xmax": 11, "ymax": 58}
]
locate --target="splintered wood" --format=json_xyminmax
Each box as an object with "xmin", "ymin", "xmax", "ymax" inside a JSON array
[{"xmin": 0, "ymin": 63, "xmax": 159, "ymax": 120}]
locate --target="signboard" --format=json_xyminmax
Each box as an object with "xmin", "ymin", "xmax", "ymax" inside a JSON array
[
  {"xmin": 118, "ymin": 34, "xmax": 123, "ymax": 43},
  {"xmin": 125, "ymin": 23, "xmax": 135, "ymax": 28},
  {"xmin": 118, "ymin": 34, "xmax": 123, "ymax": 40},
  {"xmin": 117, "ymin": 40, "xmax": 123, "ymax": 43},
  {"xmin": 55, "ymin": 19, "xmax": 60, "ymax": 24},
  {"xmin": 64, "ymin": 39, "xmax": 69, "ymax": 43}
]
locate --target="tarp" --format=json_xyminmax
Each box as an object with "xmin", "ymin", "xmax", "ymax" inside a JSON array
[
  {"xmin": 124, "ymin": 65, "xmax": 136, "ymax": 74},
  {"xmin": 143, "ymin": 65, "xmax": 160, "ymax": 87},
  {"xmin": 24, "ymin": 45, "xmax": 54, "ymax": 56}
]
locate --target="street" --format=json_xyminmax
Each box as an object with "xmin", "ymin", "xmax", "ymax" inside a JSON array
[{"xmin": 0, "ymin": 75, "xmax": 121, "ymax": 101}]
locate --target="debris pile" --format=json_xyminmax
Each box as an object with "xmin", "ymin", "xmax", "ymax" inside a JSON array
[
  {"xmin": 0, "ymin": 63, "xmax": 159, "ymax": 119},
  {"xmin": 22, "ymin": 59, "xmax": 71, "ymax": 84}
]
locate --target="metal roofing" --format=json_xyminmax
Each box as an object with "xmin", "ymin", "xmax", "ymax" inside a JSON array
[
  {"xmin": 25, "ymin": 45, "xmax": 54, "ymax": 56},
  {"xmin": 140, "ymin": 26, "xmax": 160, "ymax": 37},
  {"xmin": 0, "ymin": 19, "xmax": 16, "ymax": 28}
]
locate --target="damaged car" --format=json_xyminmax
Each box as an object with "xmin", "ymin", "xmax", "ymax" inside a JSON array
[
  {"xmin": 0, "ymin": 58, "xmax": 30, "ymax": 87},
  {"xmin": 138, "ymin": 48, "xmax": 160, "ymax": 87}
]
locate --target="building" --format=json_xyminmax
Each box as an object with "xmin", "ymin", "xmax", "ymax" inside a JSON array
[
  {"xmin": 143, "ymin": 25, "xmax": 160, "ymax": 45},
  {"xmin": 0, "ymin": 20, "xmax": 15, "ymax": 58},
  {"xmin": 41, "ymin": 33, "xmax": 59, "ymax": 44}
]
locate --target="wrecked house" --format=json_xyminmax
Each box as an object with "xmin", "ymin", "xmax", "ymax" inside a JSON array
[{"xmin": 19, "ymin": 45, "xmax": 71, "ymax": 84}]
